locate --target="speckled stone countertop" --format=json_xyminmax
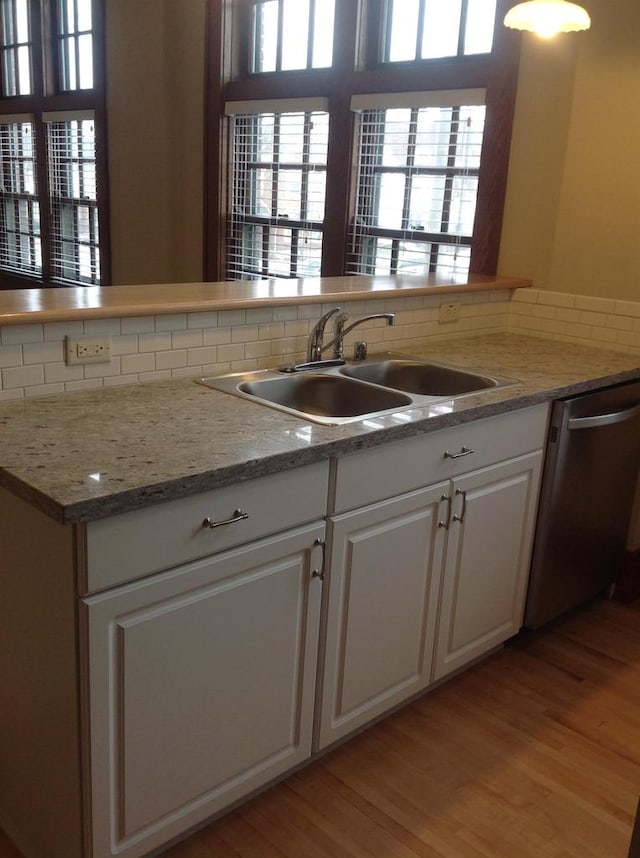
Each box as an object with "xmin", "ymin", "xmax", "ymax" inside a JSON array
[{"xmin": 2, "ymin": 332, "xmax": 639, "ymax": 524}]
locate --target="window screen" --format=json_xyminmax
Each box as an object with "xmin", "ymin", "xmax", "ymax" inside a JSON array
[
  {"xmin": 348, "ymin": 92, "xmax": 486, "ymax": 278},
  {"xmin": 227, "ymin": 104, "xmax": 329, "ymax": 280}
]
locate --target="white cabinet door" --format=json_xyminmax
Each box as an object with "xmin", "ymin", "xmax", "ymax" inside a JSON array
[
  {"xmin": 317, "ymin": 484, "xmax": 449, "ymax": 750},
  {"xmin": 433, "ymin": 452, "xmax": 543, "ymax": 681},
  {"xmin": 83, "ymin": 522, "xmax": 325, "ymax": 858}
]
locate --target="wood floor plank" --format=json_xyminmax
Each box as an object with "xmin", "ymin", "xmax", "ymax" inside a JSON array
[{"xmin": 1, "ymin": 596, "xmax": 639, "ymax": 858}]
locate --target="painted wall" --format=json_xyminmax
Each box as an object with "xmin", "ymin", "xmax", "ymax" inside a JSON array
[
  {"xmin": 499, "ymin": 0, "xmax": 640, "ymax": 301},
  {"xmin": 106, "ymin": 0, "xmax": 206, "ymax": 285},
  {"xmin": 105, "ymin": 1, "xmax": 640, "ymax": 303}
]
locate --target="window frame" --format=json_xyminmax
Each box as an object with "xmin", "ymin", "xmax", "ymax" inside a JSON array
[
  {"xmin": 204, "ymin": 0, "xmax": 520, "ymax": 282},
  {"xmin": 0, "ymin": 0, "xmax": 110, "ymax": 290}
]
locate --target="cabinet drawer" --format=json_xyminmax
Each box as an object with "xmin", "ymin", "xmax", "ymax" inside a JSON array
[
  {"xmin": 84, "ymin": 461, "xmax": 329, "ymax": 593},
  {"xmin": 332, "ymin": 404, "xmax": 549, "ymax": 513}
]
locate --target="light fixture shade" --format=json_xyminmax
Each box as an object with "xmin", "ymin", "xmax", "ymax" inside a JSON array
[{"xmin": 504, "ymin": 1, "xmax": 591, "ymax": 38}]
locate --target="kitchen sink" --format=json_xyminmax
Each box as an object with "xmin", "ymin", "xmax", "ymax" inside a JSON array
[
  {"xmin": 199, "ymin": 352, "xmax": 516, "ymax": 426},
  {"xmin": 238, "ymin": 374, "xmax": 412, "ymax": 419},
  {"xmin": 340, "ymin": 358, "xmax": 499, "ymax": 396}
]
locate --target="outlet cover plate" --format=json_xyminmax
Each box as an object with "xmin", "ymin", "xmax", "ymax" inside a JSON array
[
  {"xmin": 438, "ymin": 302, "xmax": 461, "ymax": 324},
  {"xmin": 65, "ymin": 335, "xmax": 112, "ymax": 366}
]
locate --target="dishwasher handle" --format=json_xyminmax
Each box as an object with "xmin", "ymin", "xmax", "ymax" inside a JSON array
[{"xmin": 567, "ymin": 400, "xmax": 640, "ymax": 431}]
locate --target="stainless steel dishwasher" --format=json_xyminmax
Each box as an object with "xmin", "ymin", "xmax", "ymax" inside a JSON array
[{"xmin": 524, "ymin": 380, "xmax": 640, "ymax": 629}]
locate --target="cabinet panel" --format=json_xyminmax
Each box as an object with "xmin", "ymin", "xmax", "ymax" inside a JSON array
[
  {"xmin": 433, "ymin": 452, "xmax": 543, "ymax": 681},
  {"xmin": 317, "ymin": 485, "xmax": 448, "ymax": 750},
  {"xmin": 83, "ymin": 522, "xmax": 324, "ymax": 858}
]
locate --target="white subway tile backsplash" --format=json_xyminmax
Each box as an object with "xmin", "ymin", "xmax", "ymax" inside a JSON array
[
  {"xmin": 3, "ymin": 286, "xmax": 640, "ymax": 400},
  {"xmin": 3, "ymin": 364, "xmax": 44, "ymax": 389},
  {"xmin": 1, "ymin": 324, "xmax": 44, "ymax": 345},
  {"xmin": 138, "ymin": 332, "xmax": 172, "ymax": 353},
  {"xmin": 0, "ymin": 345, "xmax": 22, "ymax": 368},
  {"xmin": 120, "ymin": 353, "xmax": 154, "ymax": 375},
  {"xmin": 187, "ymin": 346, "xmax": 218, "ymax": 366},
  {"xmin": 172, "ymin": 330, "xmax": 203, "ymax": 350},
  {"xmin": 156, "ymin": 349, "xmax": 188, "ymax": 370},
  {"xmin": 188, "ymin": 311, "xmax": 218, "ymax": 329},
  {"xmin": 44, "ymin": 320, "xmax": 84, "ymax": 340},
  {"xmin": 83, "ymin": 318, "xmax": 122, "ymax": 336},
  {"xmin": 121, "ymin": 316, "xmax": 155, "ymax": 335},
  {"xmin": 155, "ymin": 313, "xmax": 187, "ymax": 332},
  {"xmin": 23, "ymin": 341, "xmax": 63, "ymax": 365}
]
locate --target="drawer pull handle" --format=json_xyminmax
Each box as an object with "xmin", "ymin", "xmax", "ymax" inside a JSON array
[
  {"xmin": 202, "ymin": 509, "xmax": 249, "ymax": 530},
  {"xmin": 444, "ymin": 446, "xmax": 475, "ymax": 460}
]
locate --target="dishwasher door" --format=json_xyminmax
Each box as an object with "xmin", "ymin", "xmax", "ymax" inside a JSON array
[{"xmin": 524, "ymin": 380, "xmax": 640, "ymax": 630}]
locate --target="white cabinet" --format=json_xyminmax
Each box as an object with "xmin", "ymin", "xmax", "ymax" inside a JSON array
[
  {"xmin": 317, "ymin": 406, "xmax": 547, "ymax": 749},
  {"xmin": 316, "ymin": 484, "xmax": 448, "ymax": 749},
  {"xmin": 433, "ymin": 451, "xmax": 543, "ymax": 680},
  {"xmin": 83, "ymin": 522, "xmax": 325, "ymax": 858}
]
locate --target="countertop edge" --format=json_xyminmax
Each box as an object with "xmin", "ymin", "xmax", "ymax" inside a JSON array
[{"xmin": 0, "ymin": 275, "xmax": 530, "ymax": 326}]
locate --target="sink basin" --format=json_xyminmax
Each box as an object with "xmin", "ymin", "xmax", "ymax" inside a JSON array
[
  {"xmin": 199, "ymin": 352, "xmax": 516, "ymax": 426},
  {"xmin": 340, "ymin": 358, "xmax": 499, "ymax": 396},
  {"xmin": 238, "ymin": 374, "xmax": 412, "ymax": 421}
]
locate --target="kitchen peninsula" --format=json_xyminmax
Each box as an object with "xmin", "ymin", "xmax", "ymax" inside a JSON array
[{"xmin": 2, "ymin": 277, "xmax": 640, "ymax": 858}]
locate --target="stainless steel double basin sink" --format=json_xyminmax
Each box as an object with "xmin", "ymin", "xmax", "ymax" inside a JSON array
[{"xmin": 199, "ymin": 353, "xmax": 515, "ymax": 426}]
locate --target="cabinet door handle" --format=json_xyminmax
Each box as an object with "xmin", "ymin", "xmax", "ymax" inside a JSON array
[
  {"xmin": 444, "ymin": 446, "xmax": 475, "ymax": 460},
  {"xmin": 438, "ymin": 494, "xmax": 452, "ymax": 529},
  {"xmin": 202, "ymin": 509, "xmax": 249, "ymax": 529},
  {"xmin": 311, "ymin": 537, "xmax": 326, "ymax": 581},
  {"xmin": 452, "ymin": 489, "xmax": 467, "ymax": 524}
]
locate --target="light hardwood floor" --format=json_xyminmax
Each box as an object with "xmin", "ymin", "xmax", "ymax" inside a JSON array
[{"xmin": 2, "ymin": 596, "xmax": 639, "ymax": 858}]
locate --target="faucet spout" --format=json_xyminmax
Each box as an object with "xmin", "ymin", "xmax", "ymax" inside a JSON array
[
  {"xmin": 324, "ymin": 312, "xmax": 395, "ymax": 360},
  {"xmin": 307, "ymin": 306, "xmax": 342, "ymax": 362}
]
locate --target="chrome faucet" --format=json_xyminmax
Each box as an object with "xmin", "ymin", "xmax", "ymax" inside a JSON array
[{"xmin": 324, "ymin": 312, "xmax": 395, "ymax": 360}]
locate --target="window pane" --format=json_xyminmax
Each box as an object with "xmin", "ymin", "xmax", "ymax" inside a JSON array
[
  {"xmin": 252, "ymin": 0, "xmax": 334, "ymax": 73},
  {"xmin": 376, "ymin": 174, "xmax": 404, "ymax": 230},
  {"xmin": 385, "ymin": 0, "xmax": 497, "ymax": 62},
  {"xmin": 465, "ymin": 0, "xmax": 497, "ymax": 54},
  {"xmin": 409, "ymin": 175, "xmax": 446, "ymax": 232},
  {"xmin": 381, "ymin": 109, "xmax": 410, "ymax": 166},
  {"xmin": 414, "ymin": 108, "xmax": 453, "ymax": 168},
  {"xmin": 387, "ymin": 0, "xmax": 419, "ymax": 62},
  {"xmin": 253, "ymin": 0, "xmax": 278, "ymax": 73},
  {"xmin": 312, "ymin": 0, "xmax": 334, "ymax": 68},
  {"xmin": 1, "ymin": 0, "xmax": 32, "ymax": 96},
  {"xmin": 281, "ymin": 0, "xmax": 309, "ymax": 71},
  {"xmin": 57, "ymin": 0, "xmax": 94, "ymax": 90},
  {"xmin": 422, "ymin": 0, "xmax": 461, "ymax": 60}
]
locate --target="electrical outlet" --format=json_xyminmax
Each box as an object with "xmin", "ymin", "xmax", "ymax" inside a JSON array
[
  {"xmin": 438, "ymin": 301, "xmax": 461, "ymax": 324},
  {"xmin": 65, "ymin": 335, "xmax": 112, "ymax": 366}
]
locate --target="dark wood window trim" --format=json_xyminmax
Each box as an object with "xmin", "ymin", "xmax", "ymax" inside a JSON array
[
  {"xmin": 0, "ymin": 0, "xmax": 110, "ymax": 290},
  {"xmin": 204, "ymin": 0, "xmax": 520, "ymax": 281}
]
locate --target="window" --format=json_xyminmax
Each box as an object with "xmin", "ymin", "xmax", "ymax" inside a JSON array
[
  {"xmin": 348, "ymin": 92, "xmax": 486, "ymax": 277},
  {"xmin": 0, "ymin": 0, "xmax": 107, "ymax": 289},
  {"xmin": 206, "ymin": 0, "xmax": 519, "ymax": 282},
  {"xmin": 383, "ymin": 0, "xmax": 498, "ymax": 62},
  {"xmin": 227, "ymin": 103, "xmax": 329, "ymax": 279}
]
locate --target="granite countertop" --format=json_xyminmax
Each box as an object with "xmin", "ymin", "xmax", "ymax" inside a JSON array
[{"xmin": 2, "ymin": 332, "xmax": 639, "ymax": 524}]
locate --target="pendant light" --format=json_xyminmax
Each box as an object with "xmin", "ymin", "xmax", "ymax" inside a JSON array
[{"xmin": 504, "ymin": 1, "xmax": 591, "ymax": 38}]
